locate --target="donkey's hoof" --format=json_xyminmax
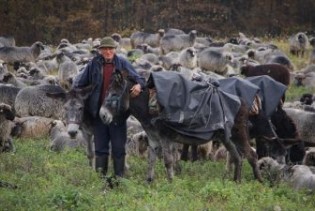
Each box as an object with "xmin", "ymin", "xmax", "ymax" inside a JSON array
[{"xmin": 146, "ymin": 177, "xmax": 154, "ymax": 183}]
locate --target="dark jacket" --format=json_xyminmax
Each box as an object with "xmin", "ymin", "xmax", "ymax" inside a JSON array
[{"xmin": 73, "ymin": 53, "xmax": 145, "ymax": 118}]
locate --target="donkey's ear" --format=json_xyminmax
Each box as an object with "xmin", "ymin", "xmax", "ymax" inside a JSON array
[{"xmin": 77, "ymin": 85, "xmax": 94, "ymax": 100}]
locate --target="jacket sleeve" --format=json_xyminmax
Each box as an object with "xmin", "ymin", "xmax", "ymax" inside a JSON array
[
  {"xmin": 121, "ymin": 58, "xmax": 146, "ymax": 88},
  {"xmin": 72, "ymin": 62, "xmax": 92, "ymax": 88}
]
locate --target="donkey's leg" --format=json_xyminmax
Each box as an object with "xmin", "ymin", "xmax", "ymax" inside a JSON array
[
  {"xmin": 147, "ymin": 146, "xmax": 158, "ymax": 183},
  {"xmin": 222, "ymin": 137, "xmax": 242, "ymax": 182},
  {"xmin": 232, "ymin": 102, "xmax": 263, "ymax": 182},
  {"xmin": 84, "ymin": 133, "xmax": 95, "ymax": 167},
  {"xmin": 160, "ymin": 138, "xmax": 175, "ymax": 182}
]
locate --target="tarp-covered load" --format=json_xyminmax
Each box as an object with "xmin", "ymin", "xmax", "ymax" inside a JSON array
[
  {"xmin": 149, "ymin": 71, "xmax": 241, "ymax": 140},
  {"xmin": 147, "ymin": 72, "xmax": 287, "ymax": 141}
]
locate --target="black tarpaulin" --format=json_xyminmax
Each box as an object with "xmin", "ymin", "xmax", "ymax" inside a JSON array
[
  {"xmin": 219, "ymin": 77, "xmax": 260, "ymax": 109},
  {"xmin": 245, "ymin": 75, "xmax": 287, "ymax": 117},
  {"xmin": 149, "ymin": 71, "xmax": 241, "ymax": 140}
]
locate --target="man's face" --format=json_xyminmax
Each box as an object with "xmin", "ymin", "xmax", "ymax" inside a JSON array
[{"xmin": 99, "ymin": 47, "xmax": 115, "ymax": 61}]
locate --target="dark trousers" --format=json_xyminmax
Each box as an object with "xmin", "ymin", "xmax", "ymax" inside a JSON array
[{"xmin": 92, "ymin": 116, "xmax": 127, "ymax": 159}]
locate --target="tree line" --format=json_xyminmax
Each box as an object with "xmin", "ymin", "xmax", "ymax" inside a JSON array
[{"xmin": 0, "ymin": 0, "xmax": 315, "ymax": 45}]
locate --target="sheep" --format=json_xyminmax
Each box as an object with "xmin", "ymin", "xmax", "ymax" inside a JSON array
[
  {"xmin": 1, "ymin": 72, "xmax": 28, "ymax": 88},
  {"xmin": 130, "ymin": 29, "xmax": 165, "ymax": 48},
  {"xmin": 195, "ymin": 36, "xmax": 213, "ymax": 47},
  {"xmin": 283, "ymin": 107, "xmax": 315, "ymax": 145},
  {"xmin": 198, "ymin": 48, "xmax": 234, "ymax": 75},
  {"xmin": 302, "ymin": 147, "xmax": 315, "ymax": 167},
  {"xmin": 11, "ymin": 116, "xmax": 56, "ymax": 139},
  {"xmin": 294, "ymin": 64, "xmax": 315, "ymax": 88},
  {"xmin": 138, "ymin": 53, "xmax": 160, "ymax": 65},
  {"xmin": 0, "ymin": 36, "xmax": 15, "ymax": 47},
  {"xmin": 289, "ymin": 32, "xmax": 309, "ymax": 57},
  {"xmin": 258, "ymin": 157, "xmax": 315, "ymax": 192},
  {"xmin": 178, "ymin": 47, "xmax": 197, "ymax": 69},
  {"xmin": 164, "ymin": 28, "xmax": 185, "ymax": 36},
  {"xmin": 159, "ymin": 51, "xmax": 180, "ymax": 70},
  {"xmin": 111, "ymin": 33, "xmax": 132, "ymax": 50},
  {"xmin": 56, "ymin": 52, "xmax": 79, "ymax": 90},
  {"xmin": 240, "ymin": 64, "xmax": 290, "ymax": 86},
  {"xmin": 14, "ymin": 85, "xmax": 66, "ymax": 119},
  {"xmin": 136, "ymin": 43, "xmax": 161, "ymax": 55},
  {"xmin": 247, "ymin": 46, "xmax": 293, "ymax": 71},
  {"xmin": 180, "ymin": 142, "xmax": 214, "ymax": 162},
  {"xmin": 265, "ymin": 53, "xmax": 295, "ymax": 71},
  {"xmin": 0, "ymin": 84, "xmax": 21, "ymax": 113},
  {"xmin": 299, "ymin": 93, "xmax": 314, "ymax": 105},
  {"xmin": 0, "ymin": 41, "xmax": 45, "ymax": 64},
  {"xmin": 127, "ymin": 131, "xmax": 149, "ymax": 158},
  {"xmin": 160, "ymin": 30, "xmax": 197, "ymax": 54},
  {"xmin": 0, "ymin": 103, "xmax": 15, "ymax": 152},
  {"xmin": 49, "ymin": 120, "xmax": 87, "ymax": 152}
]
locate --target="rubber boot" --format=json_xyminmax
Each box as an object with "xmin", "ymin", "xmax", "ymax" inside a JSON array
[
  {"xmin": 95, "ymin": 155, "xmax": 108, "ymax": 178},
  {"xmin": 113, "ymin": 155, "xmax": 125, "ymax": 177},
  {"xmin": 104, "ymin": 156, "xmax": 125, "ymax": 189}
]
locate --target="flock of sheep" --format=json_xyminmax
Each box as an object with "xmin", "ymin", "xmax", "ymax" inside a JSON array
[{"xmin": 1, "ymin": 28, "xmax": 315, "ymax": 192}]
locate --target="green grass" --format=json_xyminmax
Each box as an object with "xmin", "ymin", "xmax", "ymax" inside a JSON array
[{"xmin": 1, "ymin": 138, "xmax": 315, "ymax": 210}]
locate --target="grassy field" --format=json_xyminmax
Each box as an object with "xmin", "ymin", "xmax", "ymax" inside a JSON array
[
  {"xmin": 1, "ymin": 138, "xmax": 315, "ymax": 211},
  {"xmin": 1, "ymin": 38, "xmax": 315, "ymax": 210}
]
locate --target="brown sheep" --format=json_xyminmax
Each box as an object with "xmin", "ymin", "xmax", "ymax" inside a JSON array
[
  {"xmin": 241, "ymin": 64, "xmax": 290, "ymax": 86},
  {"xmin": 241, "ymin": 64, "xmax": 290, "ymax": 102}
]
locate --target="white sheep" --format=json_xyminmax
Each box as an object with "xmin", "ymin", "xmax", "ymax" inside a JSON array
[
  {"xmin": 160, "ymin": 30, "xmax": 197, "ymax": 54},
  {"xmin": 289, "ymin": 32, "xmax": 309, "ymax": 57},
  {"xmin": 0, "ymin": 36, "xmax": 15, "ymax": 47},
  {"xmin": 178, "ymin": 47, "xmax": 197, "ymax": 69},
  {"xmin": 14, "ymin": 85, "xmax": 66, "ymax": 119},
  {"xmin": 198, "ymin": 47, "xmax": 234, "ymax": 75},
  {"xmin": 56, "ymin": 52, "xmax": 79, "ymax": 90},
  {"xmin": 302, "ymin": 147, "xmax": 315, "ymax": 167},
  {"xmin": 0, "ymin": 84, "xmax": 21, "ymax": 110},
  {"xmin": 283, "ymin": 107, "xmax": 315, "ymax": 144},
  {"xmin": 1, "ymin": 72, "xmax": 28, "ymax": 88},
  {"xmin": 12, "ymin": 116, "xmax": 56, "ymax": 139},
  {"xmin": 159, "ymin": 51, "xmax": 180, "ymax": 70},
  {"xmin": 130, "ymin": 29, "xmax": 165, "ymax": 48},
  {"xmin": 0, "ymin": 41, "xmax": 44, "ymax": 63},
  {"xmin": 258, "ymin": 157, "xmax": 315, "ymax": 192}
]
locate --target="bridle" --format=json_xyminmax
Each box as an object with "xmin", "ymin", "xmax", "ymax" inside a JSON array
[{"xmin": 104, "ymin": 71, "xmax": 129, "ymax": 114}]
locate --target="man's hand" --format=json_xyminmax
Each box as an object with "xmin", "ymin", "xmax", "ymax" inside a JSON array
[{"xmin": 130, "ymin": 83, "xmax": 142, "ymax": 98}]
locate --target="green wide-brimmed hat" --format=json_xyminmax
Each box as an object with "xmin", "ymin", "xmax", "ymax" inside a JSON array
[{"xmin": 98, "ymin": 36, "xmax": 117, "ymax": 48}]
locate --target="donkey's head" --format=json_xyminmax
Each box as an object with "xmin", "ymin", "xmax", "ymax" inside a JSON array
[{"xmin": 99, "ymin": 70, "xmax": 130, "ymax": 124}]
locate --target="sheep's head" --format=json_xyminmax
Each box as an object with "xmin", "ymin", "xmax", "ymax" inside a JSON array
[
  {"xmin": 258, "ymin": 157, "xmax": 284, "ymax": 185},
  {"xmin": 0, "ymin": 103, "xmax": 15, "ymax": 121},
  {"xmin": 303, "ymin": 148, "xmax": 315, "ymax": 166}
]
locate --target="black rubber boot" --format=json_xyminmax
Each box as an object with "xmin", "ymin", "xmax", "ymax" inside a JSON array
[
  {"xmin": 113, "ymin": 155, "xmax": 125, "ymax": 177},
  {"xmin": 95, "ymin": 155, "xmax": 108, "ymax": 177}
]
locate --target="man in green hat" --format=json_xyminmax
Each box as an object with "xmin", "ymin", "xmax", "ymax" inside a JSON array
[{"xmin": 73, "ymin": 36, "xmax": 145, "ymax": 182}]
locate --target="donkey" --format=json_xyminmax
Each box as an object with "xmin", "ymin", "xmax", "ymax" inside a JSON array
[
  {"xmin": 99, "ymin": 70, "xmax": 263, "ymax": 183},
  {"xmin": 46, "ymin": 85, "xmax": 95, "ymax": 167}
]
